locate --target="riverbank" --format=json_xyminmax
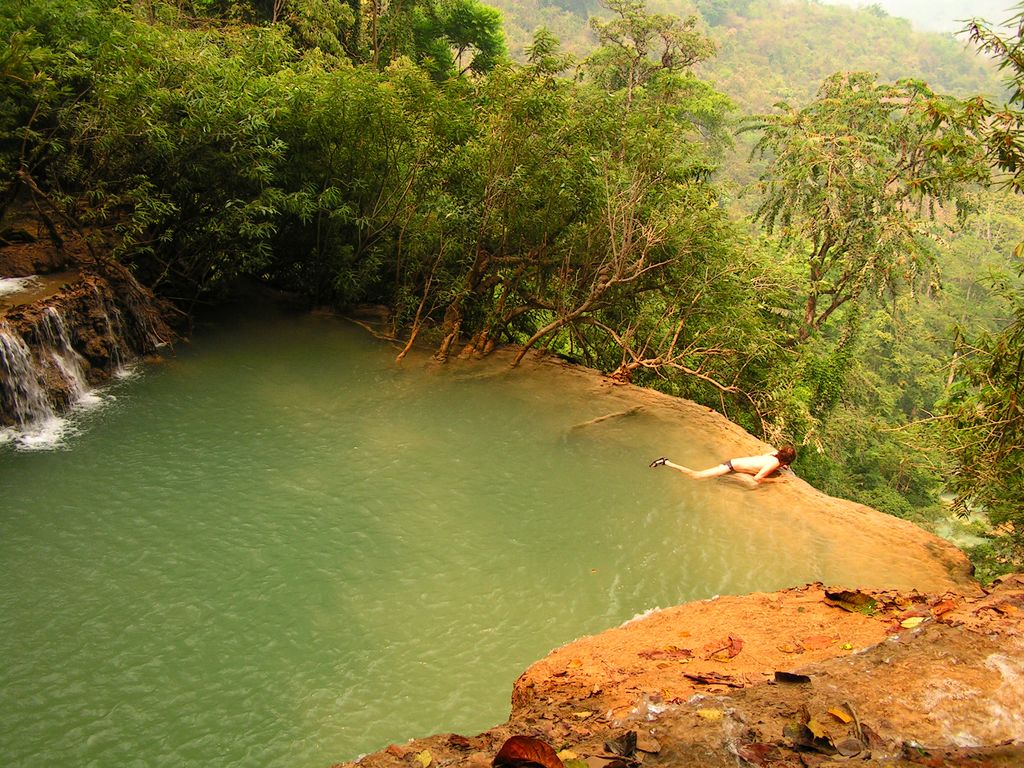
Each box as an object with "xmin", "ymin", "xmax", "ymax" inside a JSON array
[{"xmin": 320, "ymin": 343, "xmax": 1024, "ymax": 767}]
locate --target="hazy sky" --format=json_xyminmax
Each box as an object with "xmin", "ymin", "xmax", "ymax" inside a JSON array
[{"xmin": 819, "ymin": 0, "xmax": 1016, "ymax": 33}]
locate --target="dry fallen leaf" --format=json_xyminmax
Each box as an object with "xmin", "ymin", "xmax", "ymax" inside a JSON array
[
  {"xmin": 684, "ymin": 671, "xmax": 744, "ymax": 687},
  {"xmin": 806, "ymin": 718, "xmax": 830, "ymax": 740},
  {"xmin": 828, "ymin": 706, "xmax": 853, "ymax": 724},
  {"xmin": 824, "ymin": 589, "xmax": 877, "ymax": 614},
  {"xmin": 801, "ymin": 635, "xmax": 836, "ymax": 650},
  {"xmin": 493, "ymin": 736, "xmax": 565, "ymax": 768},
  {"xmin": 703, "ymin": 634, "xmax": 744, "ymax": 660},
  {"xmin": 736, "ymin": 743, "xmax": 779, "ymax": 767}
]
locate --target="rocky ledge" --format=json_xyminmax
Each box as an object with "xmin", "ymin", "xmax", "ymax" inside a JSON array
[
  {"xmin": 1, "ymin": 217, "xmax": 176, "ymax": 428},
  {"xmin": 340, "ymin": 575, "xmax": 1024, "ymax": 768}
]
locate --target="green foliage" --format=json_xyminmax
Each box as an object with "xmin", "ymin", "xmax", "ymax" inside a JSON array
[
  {"xmin": 964, "ymin": 4, "xmax": 1024, "ymax": 194},
  {"xmin": 375, "ymin": 0, "xmax": 508, "ymax": 78},
  {"xmin": 280, "ymin": 0, "xmax": 355, "ymax": 59},
  {"xmin": 0, "ymin": 27, "xmax": 59, "ymax": 218},
  {"xmin": 943, "ymin": 263, "xmax": 1024, "ymax": 571},
  {"xmin": 410, "ymin": 0, "xmax": 508, "ymax": 79},
  {"xmin": 744, "ymin": 72, "xmax": 987, "ymax": 342},
  {"xmin": 67, "ymin": 19, "xmax": 300, "ymax": 295}
]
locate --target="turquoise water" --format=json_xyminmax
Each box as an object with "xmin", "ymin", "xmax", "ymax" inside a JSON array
[{"xmin": 2, "ymin": 306, "xmax": 836, "ymax": 767}]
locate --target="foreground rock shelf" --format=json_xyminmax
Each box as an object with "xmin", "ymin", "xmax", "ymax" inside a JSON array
[{"xmin": 341, "ymin": 575, "xmax": 1024, "ymax": 768}]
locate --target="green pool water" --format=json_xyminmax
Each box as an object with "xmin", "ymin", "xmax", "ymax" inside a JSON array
[{"xmin": 2, "ymin": 304, "xmax": 845, "ymax": 767}]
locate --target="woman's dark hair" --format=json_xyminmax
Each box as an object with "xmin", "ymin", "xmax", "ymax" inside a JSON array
[{"xmin": 775, "ymin": 445, "xmax": 797, "ymax": 466}]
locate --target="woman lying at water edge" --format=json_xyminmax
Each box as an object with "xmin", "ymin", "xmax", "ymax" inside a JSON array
[{"xmin": 649, "ymin": 445, "xmax": 796, "ymax": 488}]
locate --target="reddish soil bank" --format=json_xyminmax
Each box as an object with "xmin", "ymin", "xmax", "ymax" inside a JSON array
[{"xmin": 341, "ymin": 575, "xmax": 1024, "ymax": 768}]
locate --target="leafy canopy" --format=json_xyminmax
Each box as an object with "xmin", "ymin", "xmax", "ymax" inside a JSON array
[{"xmin": 744, "ymin": 72, "xmax": 986, "ymax": 342}]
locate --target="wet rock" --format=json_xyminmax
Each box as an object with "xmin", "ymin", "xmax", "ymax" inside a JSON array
[{"xmin": 0, "ymin": 263, "xmax": 174, "ymax": 427}]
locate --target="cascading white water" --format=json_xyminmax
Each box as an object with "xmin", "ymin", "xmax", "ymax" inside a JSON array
[
  {"xmin": 1, "ymin": 269, "xmax": 171, "ymax": 446},
  {"xmin": 38, "ymin": 307, "xmax": 92, "ymax": 403},
  {"xmin": 0, "ymin": 307, "xmax": 105, "ymax": 447},
  {"xmin": 0, "ymin": 324, "xmax": 56, "ymax": 426}
]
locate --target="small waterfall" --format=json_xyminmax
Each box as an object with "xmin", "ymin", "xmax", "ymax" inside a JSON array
[
  {"xmin": 38, "ymin": 307, "xmax": 92, "ymax": 404},
  {"xmin": 0, "ymin": 323, "xmax": 56, "ymax": 427},
  {"xmin": 1, "ymin": 302, "xmax": 114, "ymax": 445},
  {"xmin": 0, "ymin": 268, "xmax": 173, "ymax": 446},
  {"xmin": 0, "ymin": 308, "xmax": 93, "ymax": 447}
]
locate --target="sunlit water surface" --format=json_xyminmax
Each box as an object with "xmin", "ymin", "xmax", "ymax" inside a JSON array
[{"xmin": 3, "ymin": 305, "xmax": 847, "ymax": 767}]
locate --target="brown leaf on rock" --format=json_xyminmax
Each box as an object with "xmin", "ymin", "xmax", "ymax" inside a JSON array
[
  {"xmin": 860, "ymin": 723, "xmax": 885, "ymax": 751},
  {"xmin": 736, "ymin": 742, "xmax": 782, "ymax": 766},
  {"xmin": 727, "ymin": 634, "xmax": 744, "ymax": 656},
  {"xmin": 930, "ymin": 599, "xmax": 957, "ymax": 617},
  {"xmin": 836, "ymin": 737, "xmax": 865, "ymax": 757},
  {"xmin": 604, "ymin": 730, "xmax": 637, "ymax": 757},
  {"xmin": 801, "ymin": 634, "xmax": 836, "ymax": 650},
  {"xmin": 493, "ymin": 736, "xmax": 565, "ymax": 768},
  {"xmin": 783, "ymin": 722, "xmax": 838, "ymax": 755},
  {"xmin": 703, "ymin": 634, "xmax": 744, "ymax": 660},
  {"xmin": 824, "ymin": 589, "xmax": 877, "ymax": 614}
]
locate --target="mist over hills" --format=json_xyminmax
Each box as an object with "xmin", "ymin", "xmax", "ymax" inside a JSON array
[{"xmin": 819, "ymin": 0, "xmax": 1013, "ymax": 34}]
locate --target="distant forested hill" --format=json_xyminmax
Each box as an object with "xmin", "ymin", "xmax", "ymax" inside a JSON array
[
  {"xmin": 696, "ymin": 0, "xmax": 1002, "ymax": 111},
  {"xmin": 489, "ymin": 0, "xmax": 1003, "ymax": 111}
]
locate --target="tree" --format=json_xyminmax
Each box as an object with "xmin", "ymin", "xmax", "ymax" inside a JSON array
[
  {"xmin": 587, "ymin": 0, "xmax": 715, "ymax": 106},
  {"xmin": 943, "ymin": 266, "xmax": 1024, "ymax": 570},
  {"xmin": 940, "ymin": 4, "xmax": 1024, "ymax": 576},
  {"xmin": 745, "ymin": 72, "xmax": 986, "ymax": 344},
  {"xmin": 964, "ymin": 4, "xmax": 1024, "ymax": 193},
  {"xmin": 374, "ymin": 0, "xmax": 507, "ymax": 79},
  {"xmin": 0, "ymin": 24, "xmax": 64, "ymax": 241}
]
